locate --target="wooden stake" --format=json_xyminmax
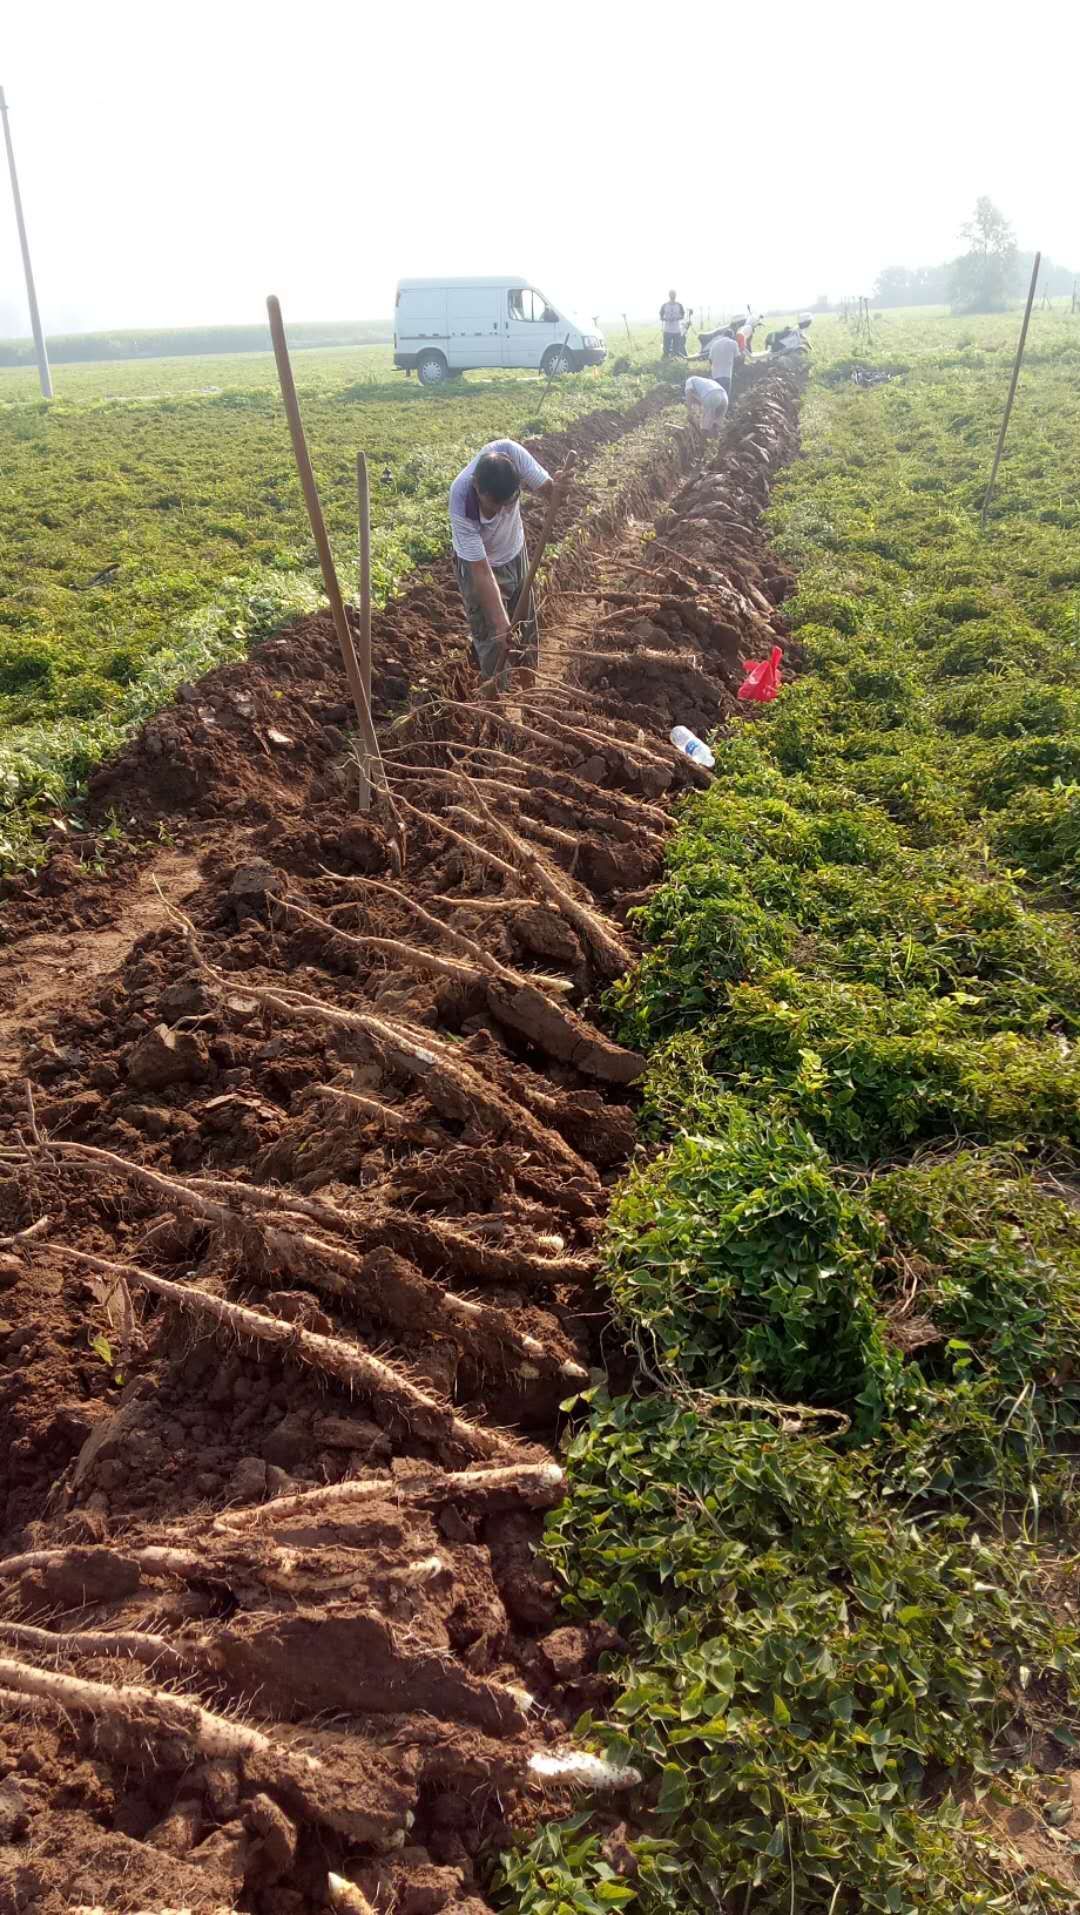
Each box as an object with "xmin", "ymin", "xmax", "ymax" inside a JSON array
[
  {"xmin": 267, "ymin": 295, "xmax": 398, "ymax": 853},
  {"xmin": 981, "ymin": 251, "xmax": 1041, "ymax": 532},
  {"xmin": 356, "ymin": 451, "xmax": 373, "ymax": 809}
]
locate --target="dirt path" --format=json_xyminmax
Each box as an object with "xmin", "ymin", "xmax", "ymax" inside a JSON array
[
  {"xmin": 0, "ymin": 370, "xmax": 800, "ymax": 1915},
  {"xmin": 0, "ymin": 851, "xmax": 204, "ymax": 1071}
]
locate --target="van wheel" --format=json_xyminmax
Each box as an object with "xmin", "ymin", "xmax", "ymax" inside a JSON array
[
  {"xmin": 541, "ymin": 345, "xmax": 575, "ymax": 377},
  {"xmin": 417, "ymin": 351, "xmax": 449, "ymax": 387}
]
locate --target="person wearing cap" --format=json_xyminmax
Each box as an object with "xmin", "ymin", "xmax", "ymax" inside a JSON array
[
  {"xmin": 684, "ymin": 375, "xmax": 729, "ymax": 435},
  {"xmin": 448, "ymin": 440, "xmax": 568, "ymax": 692}
]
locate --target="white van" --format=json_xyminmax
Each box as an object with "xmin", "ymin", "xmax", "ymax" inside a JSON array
[{"xmin": 393, "ymin": 277, "xmax": 606, "ymax": 385}]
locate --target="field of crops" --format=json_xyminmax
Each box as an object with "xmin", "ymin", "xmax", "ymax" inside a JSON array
[
  {"xmin": 0, "ymin": 334, "xmax": 663, "ymax": 867},
  {"xmin": 4, "ymin": 307, "xmax": 1080, "ymax": 1915},
  {"xmin": 503, "ymin": 309, "xmax": 1080, "ymax": 1913}
]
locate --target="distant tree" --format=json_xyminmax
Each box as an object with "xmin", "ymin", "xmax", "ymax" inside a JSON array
[
  {"xmin": 874, "ymin": 266, "xmax": 916, "ymax": 307},
  {"xmin": 949, "ymin": 197, "xmax": 1019, "ymax": 312}
]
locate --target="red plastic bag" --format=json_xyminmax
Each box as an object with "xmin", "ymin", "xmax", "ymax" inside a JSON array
[{"xmin": 737, "ymin": 645, "xmax": 783, "ymax": 703}]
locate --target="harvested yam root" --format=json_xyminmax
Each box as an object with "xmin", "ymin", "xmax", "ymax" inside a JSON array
[
  {"xmin": 0, "ymin": 1655, "xmax": 414, "ymax": 1842},
  {"xmin": 65, "ymin": 1209, "xmax": 586, "ymax": 1383},
  {"xmin": 0, "ymin": 1653, "xmax": 308, "ymax": 1766},
  {"xmin": 283, "ymin": 889, "xmax": 643, "ymax": 1085},
  {"xmin": 214, "ymin": 1459, "xmax": 566, "ymax": 1533},
  {"xmin": 0, "ymin": 1618, "xmax": 197, "ymax": 1675},
  {"xmin": 54, "ymin": 1241, "xmax": 529, "ymax": 1459}
]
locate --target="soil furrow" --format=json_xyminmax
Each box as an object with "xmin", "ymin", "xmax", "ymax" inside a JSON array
[{"xmin": 0, "ymin": 365, "xmax": 801, "ymax": 1914}]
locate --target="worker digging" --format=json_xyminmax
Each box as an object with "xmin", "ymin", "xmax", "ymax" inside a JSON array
[
  {"xmin": 684, "ymin": 372, "xmax": 730, "ymax": 435},
  {"xmin": 449, "ymin": 439, "xmax": 570, "ymax": 694}
]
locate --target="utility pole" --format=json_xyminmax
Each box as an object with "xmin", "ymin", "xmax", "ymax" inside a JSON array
[{"xmin": 1, "ymin": 86, "xmax": 53, "ymax": 398}]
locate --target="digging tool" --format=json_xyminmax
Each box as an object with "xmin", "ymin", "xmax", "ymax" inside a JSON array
[
  {"xmin": 509, "ymin": 452, "xmax": 577, "ymax": 626},
  {"xmin": 495, "ymin": 452, "xmax": 577, "ymax": 690},
  {"xmin": 266, "ymin": 295, "xmax": 403, "ymax": 866}
]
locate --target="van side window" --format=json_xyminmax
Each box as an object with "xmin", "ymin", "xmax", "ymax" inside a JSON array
[{"xmin": 509, "ymin": 288, "xmax": 546, "ymax": 323}]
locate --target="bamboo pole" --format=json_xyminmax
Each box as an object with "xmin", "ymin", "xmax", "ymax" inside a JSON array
[
  {"xmin": 267, "ymin": 295, "xmax": 396, "ymax": 847},
  {"xmin": 981, "ymin": 251, "xmax": 1041, "ymax": 532},
  {"xmin": 356, "ymin": 450, "xmax": 373, "ymax": 811}
]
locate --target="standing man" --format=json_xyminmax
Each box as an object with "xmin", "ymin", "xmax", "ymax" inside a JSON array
[
  {"xmin": 697, "ymin": 325, "xmax": 741, "ymax": 398},
  {"xmin": 449, "ymin": 440, "xmax": 566, "ymax": 693},
  {"xmin": 660, "ymin": 290, "xmax": 686, "ymax": 358}
]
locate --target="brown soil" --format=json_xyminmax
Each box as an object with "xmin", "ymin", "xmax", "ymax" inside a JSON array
[{"xmin": 0, "ymin": 370, "xmax": 800, "ymax": 1914}]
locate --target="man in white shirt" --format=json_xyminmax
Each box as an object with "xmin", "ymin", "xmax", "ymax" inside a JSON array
[
  {"xmin": 685, "ymin": 376, "xmax": 729, "ymax": 435},
  {"xmin": 449, "ymin": 440, "xmax": 565, "ymax": 690},
  {"xmin": 698, "ymin": 328, "xmax": 741, "ymax": 395},
  {"xmin": 660, "ymin": 290, "xmax": 686, "ymax": 358}
]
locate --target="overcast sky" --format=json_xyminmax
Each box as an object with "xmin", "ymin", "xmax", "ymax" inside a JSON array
[{"xmin": 1, "ymin": 0, "xmax": 1077, "ymax": 339}]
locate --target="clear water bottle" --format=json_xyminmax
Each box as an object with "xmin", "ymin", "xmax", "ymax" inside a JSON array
[{"xmin": 670, "ymin": 725, "xmax": 715, "ymax": 770}]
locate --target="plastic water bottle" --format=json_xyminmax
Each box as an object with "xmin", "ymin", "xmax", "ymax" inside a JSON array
[{"xmin": 670, "ymin": 725, "xmax": 715, "ymax": 770}]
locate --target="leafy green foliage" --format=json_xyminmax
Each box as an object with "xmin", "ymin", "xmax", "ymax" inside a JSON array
[
  {"xmin": 504, "ymin": 311, "xmax": 1080, "ymax": 1915},
  {"xmin": 606, "ymin": 1117, "xmax": 900, "ymax": 1431},
  {"xmin": 521, "ymin": 1395, "xmax": 1079, "ymax": 1914}
]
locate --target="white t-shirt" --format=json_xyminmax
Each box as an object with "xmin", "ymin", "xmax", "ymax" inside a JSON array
[
  {"xmin": 704, "ymin": 333, "xmax": 740, "ymax": 380},
  {"xmin": 449, "ymin": 438, "xmax": 551, "ymax": 566},
  {"xmin": 685, "ymin": 376, "xmax": 729, "ymax": 426},
  {"xmin": 685, "ymin": 376, "xmax": 725, "ymax": 408},
  {"xmin": 661, "ymin": 300, "xmax": 685, "ymax": 334}
]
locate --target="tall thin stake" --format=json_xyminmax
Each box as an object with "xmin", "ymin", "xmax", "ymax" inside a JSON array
[
  {"xmin": 266, "ymin": 295, "xmax": 401, "ymax": 860},
  {"xmin": 0, "ymin": 87, "xmax": 53, "ymax": 400},
  {"xmin": 981, "ymin": 251, "xmax": 1041, "ymax": 531},
  {"xmin": 355, "ymin": 451, "xmax": 372, "ymax": 811}
]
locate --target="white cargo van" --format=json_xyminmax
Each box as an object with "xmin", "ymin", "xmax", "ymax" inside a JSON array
[{"xmin": 393, "ymin": 277, "xmax": 606, "ymax": 385}]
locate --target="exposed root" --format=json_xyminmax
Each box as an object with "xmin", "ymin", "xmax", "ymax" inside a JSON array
[
  {"xmin": 529, "ymin": 1749, "xmax": 643, "ymax": 1791},
  {"xmin": 0, "ymin": 1652, "xmax": 300, "ymax": 1764},
  {"xmin": 0, "ymin": 1618, "xmax": 196, "ymax": 1675},
  {"xmin": 214, "ymin": 1459, "xmax": 566, "ymax": 1534},
  {"xmin": 442, "ymin": 789, "xmax": 633, "ymax": 979},
  {"xmin": 331, "ymin": 1009, "xmax": 599, "ymax": 1182},
  {"xmin": 328, "ymin": 1878, "xmax": 377, "ymax": 1915},
  {"xmin": 53, "ymin": 1243, "xmax": 528, "ymax": 1456},
  {"xmin": 309, "ymin": 1082, "xmax": 442, "ymax": 1143}
]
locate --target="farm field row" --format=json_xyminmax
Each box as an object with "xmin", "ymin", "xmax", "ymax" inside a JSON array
[
  {"xmin": 0, "ymin": 337, "xmax": 666, "ymax": 868},
  {"xmin": 0, "ymin": 358, "xmax": 788, "ymax": 1915},
  {"xmin": 503, "ymin": 311, "xmax": 1080, "ymax": 1913}
]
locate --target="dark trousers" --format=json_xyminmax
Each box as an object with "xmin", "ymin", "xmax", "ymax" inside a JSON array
[{"xmin": 662, "ymin": 331, "xmax": 681, "ymax": 357}]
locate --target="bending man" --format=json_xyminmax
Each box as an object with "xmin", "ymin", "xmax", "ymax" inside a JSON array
[
  {"xmin": 685, "ymin": 374, "xmax": 729, "ymax": 436},
  {"xmin": 449, "ymin": 439, "xmax": 565, "ymax": 692}
]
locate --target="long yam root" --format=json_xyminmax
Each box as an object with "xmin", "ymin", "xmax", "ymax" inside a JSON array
[
  {"xmin": 54, "ymin": 1244, "xmax": 527, "ymax": 1457},
  {"xmin": 214, "ymin": 1458, "xmax": 565, "ymax": 1533},
  {"xmin": 0, "ymin": 1652, "xmax": 301, "ymax": 1764},
  {"xmin": 32, "ymin": 1143, "xmax": 588, "ymax": 1364},
  {"xmin": 0, "ymin": 1618, "xmax": 197, "ymax": 1675}
]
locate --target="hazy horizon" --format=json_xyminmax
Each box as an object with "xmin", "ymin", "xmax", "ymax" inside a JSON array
[{"xmin": 2, "ymin": 0, "xmax": 1077, "ymax": 343}]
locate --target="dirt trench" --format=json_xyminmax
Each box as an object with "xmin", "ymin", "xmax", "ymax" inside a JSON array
[{"xmin": 0, "ymin": 367, "xmax": 801, "ymax": 1915}]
